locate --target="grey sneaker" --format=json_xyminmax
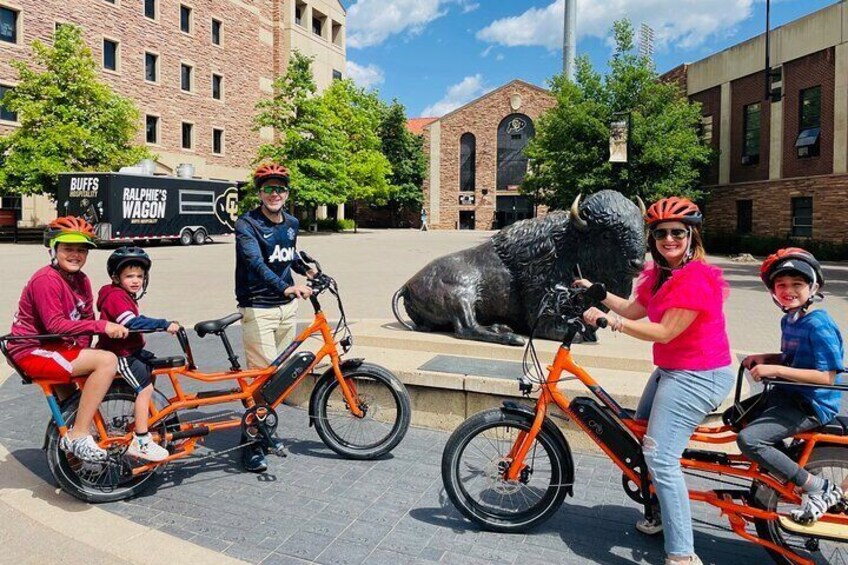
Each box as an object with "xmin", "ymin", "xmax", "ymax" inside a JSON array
[
  {"xmin": 59, "ymin": 434, "xmax": 108, "ymax": 463},
  {"xmin": 125, "ymin": 434, "xmax": 169, "ymax": 462},
  {"xmin": 791, "ymin": 479, "xmax": 843, "ymax": 525}
]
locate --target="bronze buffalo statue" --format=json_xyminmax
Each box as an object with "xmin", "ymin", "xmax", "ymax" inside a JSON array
[{"xmin": 391, "ymin": 190, "xmax": 646, "ymax": 345}]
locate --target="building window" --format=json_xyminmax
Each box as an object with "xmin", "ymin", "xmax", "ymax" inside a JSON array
[
  {"xmin": 145, "ymin": 52, "xmax": 157, "ymax": 82},
  {"xmin": 460, "ymin": 133, "xmax": 476, "ymax": 192},
  {"xmin": 212, "ymin": 74, "xmax": 222, "ymax": 100},
  {"xmin": 497, "ymin": 114, "xmax": 535, "ymax": 190},
  {"xmin": 213, "ymin": 128, "xmax": 223, "ymax": 154},
  {"xmin": 796, "ymin": 86, "xmax": 821, "ymax": 158},
  {"xmin": 332, "ymin": 20, "xmax": 342, "ymax": 46},
  {"xmin": 211, "ymin": 18, "xmax": 222, "ymax": 45},
  {"xmin": 181, "ymin": 63, "xmax": 193, "ymax": 92},
  {"xmin": 180, "ymin": 5, "xmax": 192, "ymax": 33},
  {"xmin": 736, "ymin": 200, "xmax": 752, "ymax": 235},
  {"xmin": 791, "ymin": 196, "xmax": 813, "ymax": 237},
  {"xmin": 103, "ymin": 39, "xmax": 119, "ymax": 71},
  {"xmin": 144, "ymin": 0, "xmax": 156, "ymax": 20},
  {"xmin": 700, "ymin": 115, "xmax": 713, "ymax": 143},
  {"xmin": 0, "ymin": 84, "xmax": 17, "ymax": 122},
  {"xmin": 332, "ymin": 69, "xmax": 342, "ymax": 81},
  {"xmin": 145, "ymin": 115, "xmax": 158, "ymax": 144},
  {"xmin": 312, "ymin": 9, "xmax": 325, "ymax": 37},
  {"xmin": 742, "ymin": 102, "xmax": 760, "ymax": 165},
  {"xmin": 181, "ymin": 122, "xmax": 193, "ymax": 149},
  {"xmin": 295, "ymin": 1, "xmax": 306, "ymax": 26},
  {"xmin": 0, "ymin": 6, "xmax": 18, "ymax": 45}
]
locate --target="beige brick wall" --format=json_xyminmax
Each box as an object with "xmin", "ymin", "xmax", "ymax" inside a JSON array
[
  {"xmin": 421, "ymin": 81, "xmax": 555, "ymax": 230},
  {"xmin": 0, "ymin": 0, "xmax": 345, "ymax": 184}
]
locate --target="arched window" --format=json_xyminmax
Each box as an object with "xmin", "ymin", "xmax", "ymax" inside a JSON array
[
  {"xmin": 497, "ymin": 113, "xmax": 535, "ymax": 190},
  {"xmin": 459, "ymin": 132, "xmax": 476, "ymax": 192}
]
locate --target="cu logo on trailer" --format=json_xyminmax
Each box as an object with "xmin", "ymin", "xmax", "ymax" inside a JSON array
[{"xmin": 215, "ymin": 187, "xmax": 239, "ymax": 230}]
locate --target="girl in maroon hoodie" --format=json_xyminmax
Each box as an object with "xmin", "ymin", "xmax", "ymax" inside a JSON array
[{"xmin": 8, "ymin": 217, "xmax": 128, "ymax": 463}]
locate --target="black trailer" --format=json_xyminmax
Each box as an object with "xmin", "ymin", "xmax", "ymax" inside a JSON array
[{"xmin": 57, "ymin": 172, "xmax": 239, "ymax": 245}]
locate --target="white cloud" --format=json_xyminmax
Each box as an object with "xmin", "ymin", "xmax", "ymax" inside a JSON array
[
  {"xmin": 476, "ymin": 0, "xmax": 756, "ymax": 52},
  {"xmin": 422, "ymin": 74, "xmax": 492, "ymax": 116},
  {"xmin": 346, "ymin": 61, "xmax": 385, "ymax": 89},
  {"xmin": 346, "ymin": 0, "xmax": 480, "ymax": 48}
]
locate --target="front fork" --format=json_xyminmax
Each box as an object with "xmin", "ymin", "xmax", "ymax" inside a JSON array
[
  {"xmin": 329, "ymin": 352, "xmax": 364, "ymax": 419},
  {"xmin": 505, "ymin": 394, "xmax": 550, "ymax": 481}
]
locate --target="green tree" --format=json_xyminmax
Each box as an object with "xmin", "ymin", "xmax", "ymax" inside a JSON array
[
  {"xmin": 253, "ymin": 51, "xmax": 348, "ymax": 211},
  {"xmin": 378, "ymin": 100, "xmax": 427, "ymax": 227},
  {"xmin": 0, "ymin": 25, "xmax": 149, "ymax": 197},
  {"xmin": 524, "ymin": 19, "xmax": 711, "ymax": 208},
  {"xmin": 321, "ymin": 79, "xmax": 391, "ymax": 230}
]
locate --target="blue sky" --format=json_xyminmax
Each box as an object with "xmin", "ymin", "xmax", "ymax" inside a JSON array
[{"xmin": 341, "ymin": 0, "xmax": 836, "ymax": 117}]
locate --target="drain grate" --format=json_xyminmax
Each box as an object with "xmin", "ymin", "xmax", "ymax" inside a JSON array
[{"xmin": 418, "ymin": 355, "xmax": 524, "ymax": 380}]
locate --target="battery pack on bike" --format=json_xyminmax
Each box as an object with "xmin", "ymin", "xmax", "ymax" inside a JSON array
[
  {"xmin": 260, "ymin": 351, "xmax": 316, "ymax": 404},
  {"xmin": 570, "ymin": 397, "xmax": 642, "ymax": 469}
]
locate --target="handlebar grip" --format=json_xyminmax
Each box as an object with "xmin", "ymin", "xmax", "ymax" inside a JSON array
[{"xmin": 596, "ymin": 317, "xmax": 609, "ymax": 329}]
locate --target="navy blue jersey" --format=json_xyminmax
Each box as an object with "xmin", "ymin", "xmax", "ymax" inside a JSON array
[{"xmin": 235, "ymin": 208, "xmax": 309, "ymax": 308}]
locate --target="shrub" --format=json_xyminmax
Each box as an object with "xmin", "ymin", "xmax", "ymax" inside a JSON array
[{"xmin": 705, "ymin": 232, "xmax": 848, "ymax": 261}]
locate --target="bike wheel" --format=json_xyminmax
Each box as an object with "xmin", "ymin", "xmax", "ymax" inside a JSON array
[
  {"xmin": 752, "ymin": 445, "xmax": 848, "ymax": 565},
  {"xmin": 441, "ymin": 408, "xmax": 568, "ymax": 532},
  {"xmin": 313, "ymin": 362, "xmax": 410, "ymax": 459},
  {"xmin": 46, "ymin": 389, "xmax": 164, "ymax": 503}
]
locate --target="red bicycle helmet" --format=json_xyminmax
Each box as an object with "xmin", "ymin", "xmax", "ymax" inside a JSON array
[
  {"xmin": 43, "ymin": 216, "xmax": 97, "ymax": 248},
  {"xmin": 760, "ymin": 247, "xmax": 824, "ymax": 289},
  {"xmin": 253, "ymin": 163, "xmax": 290, "ymax": 188},
  {"xmin": 645, "ymin": 197, "xmax": 703, "ymax": 228}
]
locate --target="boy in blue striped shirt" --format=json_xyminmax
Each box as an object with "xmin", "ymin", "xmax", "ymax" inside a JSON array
[{"xmin": 738, "ymin": 248, "xmax": 845, "ymax": 524}]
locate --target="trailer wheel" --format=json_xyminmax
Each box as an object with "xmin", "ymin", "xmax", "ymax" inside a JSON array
[
  {"xmin": 179, "ymin": 229, "xmax": 193, "ymax": 246},
  {"xmin": 192, "ymin": 228, "xmax": 207, "ymax": 245}
]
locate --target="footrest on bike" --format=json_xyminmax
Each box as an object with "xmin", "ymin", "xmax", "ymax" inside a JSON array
[{"xmin": 778, "ymin": 516, "xmax": 848, "ymax": 542}]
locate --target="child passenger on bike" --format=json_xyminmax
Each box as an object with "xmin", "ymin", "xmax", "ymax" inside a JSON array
[
  {"xmin": 8, "ymin": 217, "xmax": 129, "ymax": 463},
  {"xmin": 737, "ymin": 248, "xmax": 845, "ymax": 525},
  {"xmin": 97, "ymin": 247, "xmax": 180, "ymax": 462}
]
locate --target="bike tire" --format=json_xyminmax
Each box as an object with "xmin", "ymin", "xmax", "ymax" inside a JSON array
[
  {"xmin": 46, "ymin": 389, "xmax": 165, "ymax": 503},
  {"xmin": 312, "ymin": 362, "xmax": 410, "ymax": 459},
  {"xmin": 441, "ymin": 408, "xmax": 569, "ymax": 533},
  {"xmin": 751, "ymin": 445, "xmax": 848, "ymax": 565}
]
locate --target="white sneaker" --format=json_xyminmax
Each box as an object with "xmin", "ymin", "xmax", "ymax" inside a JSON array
[
  {"xmin": 665, "ymin": 556, "xmax": 703, "ymax": 565},
  {"xmin": 636, "ymin": 514, "xmax": 663, "ymax": 535},
  {"xmin": 59, "ymin": 433, "xmax": 108, "ymax": 463},
  {"xmin": 125, "ymin": 434, "xmax": 169, "ymax": 462}
]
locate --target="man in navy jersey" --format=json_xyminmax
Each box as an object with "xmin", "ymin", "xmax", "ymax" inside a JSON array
[{"xmin": 235, "ymin": 162, "xmax": 314, "ymax": 472}]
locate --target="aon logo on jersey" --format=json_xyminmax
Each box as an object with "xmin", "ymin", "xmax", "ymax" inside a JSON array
[{"xmin": 269, "ymin": 245, "xmax": 296, "ymax": 263}]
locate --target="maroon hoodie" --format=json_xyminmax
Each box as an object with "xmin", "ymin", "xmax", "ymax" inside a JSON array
[{"xmin": 8, "ymin": 265, "xmax": 107, "ymax": 362}]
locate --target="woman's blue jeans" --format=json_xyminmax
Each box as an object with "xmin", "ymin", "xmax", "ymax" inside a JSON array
[{"xmin": 635, "ymin": 366, "xmax": 735, "ymax": 557}]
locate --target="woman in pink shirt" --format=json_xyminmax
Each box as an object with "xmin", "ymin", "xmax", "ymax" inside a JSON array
[{"xmin": 578, "ymin": 197, "xmax": 733, "ymax": 565}]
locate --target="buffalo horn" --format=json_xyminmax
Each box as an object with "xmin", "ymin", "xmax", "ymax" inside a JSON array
[
  {"xmin": 570, "ymin": 194, "xmax": 588, "ymax": 230},
  {"xmin": 636, "ymin": 195, "xmax": 646, "ymax": 216}
]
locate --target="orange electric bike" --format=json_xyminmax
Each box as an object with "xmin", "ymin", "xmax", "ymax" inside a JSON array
[
  {"xmin": 0, "ymin": 253, "xmax": 411, "ymax": 503},
  {"xmin": 441, "ymin": 283, "xmax": 848, "ymax": 565}
]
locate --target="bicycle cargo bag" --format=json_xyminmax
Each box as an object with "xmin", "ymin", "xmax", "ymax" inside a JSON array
[{"xmin": 261, "ymin": 351, "xmax": 316, "ymax": 404}]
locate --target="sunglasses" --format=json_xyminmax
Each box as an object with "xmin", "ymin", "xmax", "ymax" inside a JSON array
[
  {"xmin": 651, "ymin": 228, "xmax": 689, "ymax": 240},
  {"xmin": 261, "ymin": 184, "xmax": 290, "ymax": 195}
]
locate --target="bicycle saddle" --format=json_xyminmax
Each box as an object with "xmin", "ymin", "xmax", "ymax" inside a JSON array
[
  {"xmin": 194, "ymin": 313, "xmax": 243, "ymax": 337},
  {"xmin": 819, "ymin": 415, "xmax": 848, "ymax": 436}
]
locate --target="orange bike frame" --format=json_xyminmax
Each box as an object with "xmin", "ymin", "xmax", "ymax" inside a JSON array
[
  {"xmin": 37, "ymin": 310, "xmax": 362, "ymax": 473},
  {"xmin": 504, "ymin": 344, "xmax": 848, "ymax": 565}
]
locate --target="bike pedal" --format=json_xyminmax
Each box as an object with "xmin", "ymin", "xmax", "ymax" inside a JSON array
[{"xmin": 270, "ymin": 445, "xmax": 288, "ymax": 458}]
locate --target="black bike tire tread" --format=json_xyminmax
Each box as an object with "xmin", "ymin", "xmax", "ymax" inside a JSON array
[
  {"xmin": 313, "ymin": 362, "xmax": 411, "ymax": 460},
  {"xmin": 441, "ymin": 408, "xmax": 569, "ymax": 533},
  {"xmin": 46, "ymin": 390, "xmax": 160, "ymax": 503}
]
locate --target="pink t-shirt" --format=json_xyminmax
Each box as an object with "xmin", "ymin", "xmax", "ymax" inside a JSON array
[{"xmin": 634, "ymin": 260, "xmax": 731, "ymax": 371}]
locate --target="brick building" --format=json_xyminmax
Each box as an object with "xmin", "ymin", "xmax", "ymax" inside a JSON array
[
  {"xmin": 416, "ymin": 80, "xmax": 555, "ymax": 230},
  {"xmin": 0, "ymin": 0, "xmax": 345, "ymax": 226},
  {"xmin": 666, "ymin": 0, "xmax": 848, "ymax": 243}
]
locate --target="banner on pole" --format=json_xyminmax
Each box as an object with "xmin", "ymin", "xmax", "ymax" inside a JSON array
[{"xmin": 609, "ymin": 120, "xmax": 628, "ymax": 163}]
